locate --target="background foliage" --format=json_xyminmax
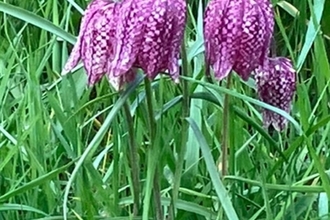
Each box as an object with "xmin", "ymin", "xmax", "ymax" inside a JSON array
[{"xmin": 0, "ymin": 0, "xmax": 329, "ymax": 219}]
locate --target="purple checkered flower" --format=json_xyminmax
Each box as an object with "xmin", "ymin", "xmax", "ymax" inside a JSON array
[
  {"xmin": 62, "ymin": 0, "xmax": 186, "ymax": 90},
  {"xmin": 109, "ymin": 0, "xmax": 186, "ymax": 83},
  {"xmin": 204, "ymin": 0, "xmax": 274, "ymax": 80},
  {"xmin": 255, "ymin": 57, "xmax": 296, "ymax": 131},
  {"xmin": 62, "ymin": 0, "xmax": 123, "ymax": 88}
]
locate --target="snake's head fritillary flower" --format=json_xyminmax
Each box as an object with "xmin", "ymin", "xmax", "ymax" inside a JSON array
[
  {"xmin": 255, "ymin": 57, "xmax": 296, "ymax": 131},
  {"xmin": 62, "ymin": 0, "xmax": 123, "ymax": 88},
  {"xmin": 109, "ymin": 0, "xmax": 186, "ymax": 83},
  {"xmin": 204, "ymin": 0, "xmax": 274, "ymax": 80},
  {"xmin": 62, "ymin": 0, "xmax": 186, "ymax": 90}
]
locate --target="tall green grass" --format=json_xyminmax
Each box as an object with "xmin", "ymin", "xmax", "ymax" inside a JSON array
[{"xmin": 0, "ymin": 0, "xmax": 329, "ymax": 219}]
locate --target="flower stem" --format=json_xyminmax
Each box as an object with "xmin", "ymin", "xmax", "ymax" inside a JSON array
[
  {"xmin": 153, "ymin": 168, "xmax": 163, "ymax": 220},
  {"xmin": 221, "ymin": 74, "xmax": 232, "ymax": 177},
  {"xmin": 144, "ymin": 78, "xmax": 156, "ymax": 140},
  {"xmin": 168, "ymin": 35, "xmax": 190, "ymax": 220},
  {"xmin": 142, "ymin": 78, "xmax": 163, "ymax": 220},
  {"xmin": 123, "ymin": 102, "xmax": 140, "ymax": 216}
]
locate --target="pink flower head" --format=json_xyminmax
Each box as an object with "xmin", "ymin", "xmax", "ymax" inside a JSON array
[
  {"xmin": 138, "ymin": 0, "xmax": 186, "ymax": 83},
  {"xmin": 204, "ymin": 0, "xmax": 274, "ymax": 80},
  {"xmin": 255, "ymin": 57, "xmax": 296, "ymax": 131},
  {"xmin": 62, "ymin": 0, "xmax": 186, "ymax": 90},
  {"xmin": 62, "ymin": 0, "xmax": 120, "ymax": 87},
  {"xmin": 109, "ymin": 0, "xmax": 186, "ymax": 83}
]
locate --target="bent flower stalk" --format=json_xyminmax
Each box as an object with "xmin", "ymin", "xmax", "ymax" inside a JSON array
[{"xmin": 62, "ymin": 0, "xmax": 186, "ymax": 90}]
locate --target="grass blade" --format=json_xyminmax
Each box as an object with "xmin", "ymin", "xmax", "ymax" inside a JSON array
[{"xmin": 186, "ymin": 117, "xmax": 239, "ymax": 220}]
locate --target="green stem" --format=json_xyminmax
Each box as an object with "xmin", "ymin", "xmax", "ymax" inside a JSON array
[
  {"xmin": 144, "ymin": 78, "xmax": 156, "ymax": 140},
  {"xmin": 123, "ymin": 102, "xmax": 140, "ymax": 216},
  {"xmin": 221, "ymin": 74, "xmax": 232, "ymax": 177},
  {"xmin": 142, "ymin": 78, "xmax": 163, "ymax": 220},
  {"xmin": 113, "ymin": 118, "xmax": 120, "ymax": 215},
  {"xmin": 153, "ymin": 168, "xmax": 163, "ymax": 220},
  {"xmin": 168, "ymin": 35, "xmax": 190, "ymax": 220}
]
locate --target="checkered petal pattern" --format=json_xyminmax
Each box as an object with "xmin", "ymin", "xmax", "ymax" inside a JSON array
[
  {"xmin": 62, "ymin": 0, "xmax": 186, "ymax": 90},
  {"xmin": 204, "ymin": 0, "xmax": 274, "ymax": 80}
]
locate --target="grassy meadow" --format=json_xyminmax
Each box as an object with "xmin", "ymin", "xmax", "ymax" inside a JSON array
[{"xmin": 0, "ymin": 0, "xmax": 330, "ymax": 219}]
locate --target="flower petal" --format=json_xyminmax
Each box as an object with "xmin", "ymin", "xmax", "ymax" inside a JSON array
[
  {"xmin": 109, "ymin": 0, "xmax": 148, "ymax": 77},
  {"xmin": 82, "ymin": 3, "xmax": 119, "ymax": 85},
  {"xmin": 233, "ymin": 0, "xmax": 266, "ymax": 80},
  {"xmin": 107, "ymin": 68, "xmax": 137, "ymax": 91},
  {"xmin": 204, "ymin": 0, "xmax": 274, "ymax": 81},
  {"xmin": 257, "ymin": 0, "xmax": 275, "ymax": 64},
  {"xmin": 136, "ymin": 0, "xmax": 186, "ymax": 82},
  {"xmin": 62, "ymin": 0, "xmax": 110, "ymax": 75},
  {"xmin": 137, "ymin": 0, "xmax": 170, "ymax": 79},
  {"xmin": 204, "ymin": 0, "xmax": 243, "ymax": 80},
  {"xmin": 165, "ymin": 0, "xmax": 186, "ymax": 82}
]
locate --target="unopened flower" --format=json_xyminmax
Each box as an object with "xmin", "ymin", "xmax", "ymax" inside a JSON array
[
  {"xmin": 62, "ymin": 0, "xmax": 186, "ymax": 90},
  {"xmin": 204, "ymin": 0, "xmax": 274, "ymax": 80},
  {"xmin": 255, "ymin": 57, "xmax": 296, "ymax": 131}
]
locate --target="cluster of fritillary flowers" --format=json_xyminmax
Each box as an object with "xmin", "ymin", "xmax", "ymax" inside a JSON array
[
  {"xmin": 204, "ymin": 0, "xmax": 296, "ymax": 131},
  {"xmin": 62, "ymin": 0, "xmax": 186, "ymax": 90},
  {"xmin": 62, "ymin": 0, "xmax": 296, "ymax": 131}
]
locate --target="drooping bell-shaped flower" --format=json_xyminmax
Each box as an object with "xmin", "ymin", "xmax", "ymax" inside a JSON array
[
  {"xmin": 255, "ymin": 57, "xmax": 296, "ymax": 131},
  {"xmin": 109, "ymin": 0, "xmax": 186, "ymax": 83},
  {"xmin": 62, "ymin": 0, "xmax": 186, "ymax": 90},
  {"xmin": 139, "ymin": 0, "xmax": 186, "ymax": 82},
  {"xmin": 62, "ymin": 0, "xmax": 118, "ymax": 86},
  {"xmin": 204, "ymin": 0, "xmax": 274, "ymax": 80}
]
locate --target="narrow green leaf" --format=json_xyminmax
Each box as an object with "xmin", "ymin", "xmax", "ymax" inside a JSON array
[
  {"xmin": 0, "ymin": 161, "xmax": 75, "ymax": 202},
  {"xmin": 0, "ymin": 2, "xmax": 76, "ymax": 44},
  {"xmin": 186, "ymin": 117, "xmax": 239, "ymax": 220},
  {"xmin": 0, "ymin": 203, "xmax": 48, "ymax": 216}
]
